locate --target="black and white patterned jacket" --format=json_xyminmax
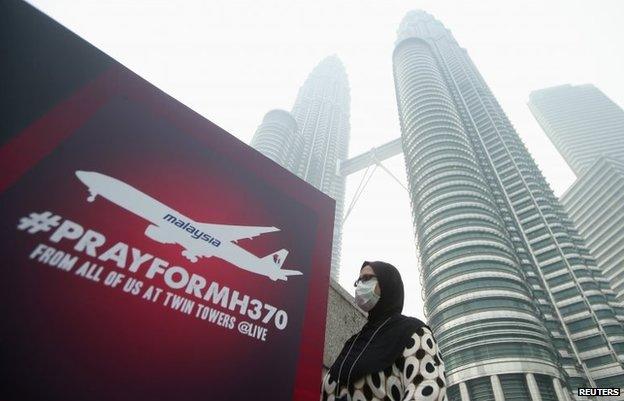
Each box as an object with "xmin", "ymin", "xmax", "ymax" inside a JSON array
[{"xmin": 322, "ymin": 325, "xmax": 447, "ymax": 401}]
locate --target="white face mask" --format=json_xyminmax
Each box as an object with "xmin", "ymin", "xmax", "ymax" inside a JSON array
[{"xmin": 355, "ymin": 278, "xmax": 380, "ymax": 312}]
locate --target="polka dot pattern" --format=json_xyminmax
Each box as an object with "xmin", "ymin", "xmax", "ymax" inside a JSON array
[
  {"xmin": 322, "ymin": 326, "xmax": 447, "ymax": 400},
  {"xmin": 420, "ymin": 329, "xmax": 436, "ymax": 357},
  {"xmin": 386, "ymin": 375, "xmax": 402, "ymax": 401},
  {"xmin": 403, "ymin": 356, "xmax": 419, "ymax": 385},
  {"xmin": 414, "ymin": 379, "xmax": 440, "ymax": 401},
  {"xmin": 419, "ymin": 354, "xmax": 438, "ymax": 380},
  {"xmin": 366, "ymin": 370, "xmax": 386, "ymax": 399},
  {"xmin": 402, "ymin": 333, "xmax": 421, "ymax": 357}
]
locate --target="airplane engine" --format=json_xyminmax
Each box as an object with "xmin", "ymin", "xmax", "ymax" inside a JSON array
[{"xmin": 144, "ymin": 224, "xmax": 175, "ymax": 244}]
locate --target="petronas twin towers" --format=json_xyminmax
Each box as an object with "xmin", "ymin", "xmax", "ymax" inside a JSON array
[
  {"xmin": 251, "ymin": 10, "xmax": 624, "ymax": 401},
  {"xmin": 251, "ymin": 56, "xmax": 350, "ymax": 280},
  {"xmin": 394, "ymin": 10, "xmax": 624, "ymax": 401}
]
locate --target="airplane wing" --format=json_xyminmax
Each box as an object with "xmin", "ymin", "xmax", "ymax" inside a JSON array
[
  {"xmin": 196, "ymin": 222, "xmax": 279, "ymax": 242},
  {"xmin": 144, "ymin": 224, "xmax": 215, "ymax": 262}
]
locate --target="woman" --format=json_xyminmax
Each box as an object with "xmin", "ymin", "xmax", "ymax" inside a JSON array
[{"xmin": 322, "ymin": 261, "xmax": 447, "ymax": 401}]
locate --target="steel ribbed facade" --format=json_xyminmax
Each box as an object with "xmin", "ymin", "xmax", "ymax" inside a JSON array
[
  {"xmin": 251, "ymin": 56, "xmax": 350, "ymax": 280},
  {"xmin": 393, "ymin": 10, "xmax": 624, "ymax": 401},
  {"xmin": 561, "ymin": 157, "xmax": 624, "ymax": 304},
  {"xmin": 250, "ymin": 109, "xmax": 300, "ymax": 171},
  {"xmin": 529, "ymin": 85, "xmax": 624, "ymax": 306},
  {"xmin": 291, "ymin": 56, "xmax": 350, "ymax": 280},
  {"xmin": 528, "ymin": 85, "xmax": 624, "ymax": 177}
]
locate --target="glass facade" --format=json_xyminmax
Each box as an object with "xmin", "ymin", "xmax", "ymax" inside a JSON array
[
  {"xmin": 290, "ymin": 56, "xmax": 350, "ymax": 280},
  {"xmin": 528, "ymin": 84, "xmax": 624, "ymax": 177},
  {"xmin": 559, "ymin": 155, "xmax": 624, "ymax": 305},
  {"xmin": 530, "ymin": 85, "xmax": 624, "ymax": 304},
  {"xmin": 393, "ymin": 10, "xmax": 624, "ymax": 400},
  {"xmin": 251, "ymin": 56, "xmax": 350, "ymax": 280},
  {"xmin": 250, "ymin": 109, "xmax": 300, "ymax": 170}
]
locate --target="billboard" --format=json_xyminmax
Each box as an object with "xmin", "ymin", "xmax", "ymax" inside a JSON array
[{"xmin": 0, "ymin": 2, "xmax": 334, "ymax": 400}]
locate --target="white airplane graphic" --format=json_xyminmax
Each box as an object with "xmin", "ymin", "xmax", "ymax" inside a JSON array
[{"xmin": 75, "ymin": 171, "xmax": 302, "ymax": 281}]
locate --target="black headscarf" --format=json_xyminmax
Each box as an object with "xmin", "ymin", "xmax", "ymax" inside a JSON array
[{"xmin": 328, "ymin": 261, "xmax": 428, "ymax": 387}]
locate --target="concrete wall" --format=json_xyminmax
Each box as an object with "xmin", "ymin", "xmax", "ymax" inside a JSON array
[{"xmin": 322, "ymin": 278, "xmax": 367, "ymax": 377}]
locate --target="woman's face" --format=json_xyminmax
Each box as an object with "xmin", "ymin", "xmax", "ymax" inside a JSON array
[{"xmin": 360, "ymin": 265, "xmax": 381, "ymax": 296}]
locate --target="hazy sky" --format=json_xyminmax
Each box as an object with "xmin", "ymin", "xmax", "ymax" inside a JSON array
[{"xmin": 29, "ymin": 0, "xmax": 624, "ymax": 319}]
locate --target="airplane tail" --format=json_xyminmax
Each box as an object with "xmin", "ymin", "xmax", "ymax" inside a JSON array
[
  {"xmin": 262, "ymin": 249, "xmax": 302, "ymax": 280},
  {"xmin": 262, "ymin": 249, "xmax": 289, "ymax": 268}
]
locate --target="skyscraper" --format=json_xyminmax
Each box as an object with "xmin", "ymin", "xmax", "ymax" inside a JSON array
[
  {"xmin": 528, "ymin": 85, "xmax": 624, "ymax": 177},
  {"xmin": 529, "ymin": 85, "xmax": 624, "ymax": 305},
  {"xmin": 560, "ymin": 157, "xmax": 624, "ymax": 304},
  {"xmin": 393, "ymin": 10, "xmax": 624, "ymax": 401},
  {"xmin": 251, "ymin": 56, "xmax": 350, "ymax": 280},
  {"xmin": 250, "ymin": 109, "xmax": 300, "ymax": 171}
]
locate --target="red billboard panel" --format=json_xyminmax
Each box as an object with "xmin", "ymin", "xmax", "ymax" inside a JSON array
[{"xmin": 0, "ymin": 4, "xmax": 334, "ymax": 400}]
